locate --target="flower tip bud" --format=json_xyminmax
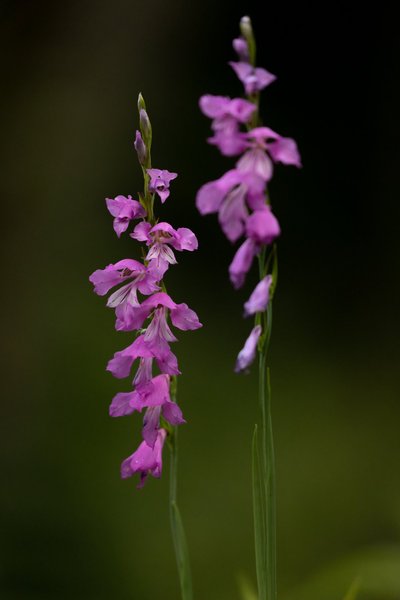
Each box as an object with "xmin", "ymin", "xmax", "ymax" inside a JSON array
[
  {"xmin": 134, "ymin": 130, "xmax": 147, "ymax": 166},
  {"xmin": 140, "ymin": 108, "xmax": 152, "ymax": 140},
  {"xmin": 240, "ymin": 15, "xmax": 253, "ymax": 36},
  {"xmin": 137, "ymin": 92, "xmax": 146, "ymax": 112}
]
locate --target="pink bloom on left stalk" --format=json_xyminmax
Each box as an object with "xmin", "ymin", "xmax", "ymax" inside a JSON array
[
  {"xmin": 89, "ymin": 259, "xmax": 159, "ymax": 332},
  {"xmin": 106, "ymin": 195, "xmax": 146, "ymax": 237},
  {"xmin": 121, "ymin": 428, "xmax": 166, "ymax": 488},
  {"xmin": 235, "ymin": 325, "xmax": 262, "ymax": 373},
  {"xmin": 230, "ymin": 61, "xmax": 276, "ymax": 95},
  {"xmin": 131, "ymin": 221, "xmax": 198, "ymax": 278},
  {"xmin": 147, "ymin": 169, "xmax": 178, "ymax": 203},
  {"xmin": 109, "ymin": 374, "xmax": 185, "ymax": 447}
]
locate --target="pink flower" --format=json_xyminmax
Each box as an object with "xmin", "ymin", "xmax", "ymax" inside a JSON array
[
  {"xmin": 244, "ymin": 275, "xmax": 272, "ymax": 316},
  {"xmin": 106, "ymin": 195, "xmax": 146, "ymax": 237},
  {"xmin": 89, "ymin": 259, "xmax": 159, "ymax": 332},
  {"xmin": 230, "ymin": 62, "xmax": 276, "ymax": 95},
  {"xmin": 235, "ymin": 325, "xmax": 262, "ymax": 372},
  {"xmin": 196, "ymin": 169, "xmax": 265, "ymax": 242},
  {"xmin": 107, "ymin": 334, "xmax": 180, "ymax": 379},
  {"xmin": 121, "ymin": 428, "xmax": 167, "ymax": 488},
  {"xmin": 109, "ymin": 374, "xmax": 185, "ymax": 447},
  {"xmin": 199, "ymin": 95, "xmax": 256, "ymax": 156},
  {"xmin": 237, "ymin": 127, "xmax": 301, "ymax": 181},
  {"xmin": 147, "ymin": 169, "xmax": 178, "ymax": 203},
  {"xmin": 246, "ymin": 207, "xmax": 281, "ymax": 245},
  {"xmin": 131, "ymin": 221, "xmax": 198, "ymax": 278},
  {"xmin": 229, "ymin": 238, "xmax": 258, "ymax": 289}
]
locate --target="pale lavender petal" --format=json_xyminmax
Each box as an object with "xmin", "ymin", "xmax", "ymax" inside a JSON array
[
  {"xmin": 237, "ymin": 148, "xmax": 273, "ymax": 181},
  {"xmin": 170, "ymin": 303, "xmax": 202, "ymax": 331},
  {"xmin": 235, "ymin": 325, "xmax": 262, "ymax": 373},
  {"xmin": 267, "ymin": 137, "xmax": 302, "ymax": 167},
  {"xmin": 228, "ymin": 98, "xmax": 256, "ymax": 123},
  {"xmin": 246, "ymin": 208, "xmax": 281, "ymax": 245},
  {"xmin": 218, "ymin": 184, "xmax": 248, "ymax": 243},
  {"xmin": 173, "ymin": 228, "xmax": 198, "ymax": 251},
  {"xmin": 229, "ymin": 238, "xmax": 257, "ymax": 289},
  {"xmin": 230, "ymin": 62, "xmax": 276, "ymax": 95},
  {"xmin": 199, "ymin": 95, "xmax": 231, "ymax": 119},
  {"xmin": 244, "ymin": 275, "xmax": 272, "ymax": 316},
  {"xmin": 134, "ymin": 130, "xmax": 147, "ymax": 165}
]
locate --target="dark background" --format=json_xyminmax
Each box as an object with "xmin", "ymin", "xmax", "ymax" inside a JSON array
[{"xmin": 1, "ymin": 1, "xmax": 399, "ymax": 599}]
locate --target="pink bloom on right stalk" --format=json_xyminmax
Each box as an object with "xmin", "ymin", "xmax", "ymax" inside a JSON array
[
  {"xmin": 246, "ymin": 207, "xmax": 281, "ymax": 245},
  {"xmin": 235, "ymin": 325, "xmax": 262, "ymax": 372},
  {"xmin": 196, "ymin": 169, "xmax": 265, "ymax": 243},
  {"xmin": 199, "ymin": 95, "xmax": 256, "ymax": 156},
  {"xmin": 244, "ymin": 275, "xmax": 272, "ymax": 316},
  {"xmin": 121, "ymin": 428, "xmax": 166, "ymax": 488}
]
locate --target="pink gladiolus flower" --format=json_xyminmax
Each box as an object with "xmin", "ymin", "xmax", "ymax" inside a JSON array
[
  {"xmin": 121, "ymin": 428, "xmax": 167, "ymax": 488},
  {"xmin": 229, "ymin": 238, "xmax": 258, "ymax": 289},
  {"xmin": 106, "ymin": 195, "xmax": 146, "ymax": 237},
  {"xmin": 244, "ymin": 275, "xmax": 272, "ymax": 316},
  {"xmin": 147, "ymin": 169, "xmax": 178, "ymax": 203},
  {"xmin": 246, "ymin": 207, "xmax": 281, "ymax": 245},
  {"xmin": 230, "ymin": 62, "xmax": 276, "ymax": 95},
  {"xmin": 235, "ymin": 325, "xmax": 262, "ymax": 372}
]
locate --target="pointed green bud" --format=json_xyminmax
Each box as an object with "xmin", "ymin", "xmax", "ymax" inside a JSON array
[
  {"xmin": 239, "ymin": 15, "xmax": 256, "ymax": 66},
  {"xmin": 139, "ymin": 108, "xmax": 152, "ymax": 146},
  {"xmin": 137, "ymin": 92, "xmax": 146, "ymax": 113}
]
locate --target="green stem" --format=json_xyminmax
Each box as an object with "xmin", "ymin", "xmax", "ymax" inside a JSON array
[
  {"xmin": 256, "ymin": 250, "xmax": 277, "ymax": 600},
  {"xmin": 169, "ymin": 382, "xmax": 193, "ymax": 600}
]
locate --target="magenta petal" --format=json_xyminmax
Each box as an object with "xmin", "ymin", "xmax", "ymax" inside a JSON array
[
  {"xmin": 142, "ymin": 406, "xmax": 162, "ymax": 448},
  {"xmin": 162, "ymin": 401, "xmax": 185, "ymax": 426},
  {"xmin": 142, "ymin": 292, "xmax": 177, "ymax": 311},
  {"xmin": 107, "ymin": 335, "xmax": 153, "ymax": 379},
  {"xmin": 267, "ymin": 137, "xmax": 302, "ymax": 167},
  {"xmin": 235, "ymin": 325, "xmax": 262, "ymax": 373},
  {"xmin": 199, "ymin": 95, "xmax": 230, "ymax": 118},
  {"xmin": 174, "ymin": 228, "xmax": 198, "ymax": 251},
  {"xmin": 246, "ymin": 208, "xmax": 281, "ymax": 245},
  {"xmin": 131, "ymin": 221, "xmax": 152, "ymax": 243},
  {"xmin": 109, "ymin": 391, "xmax": 138, "ymax": 417},
  {"xmin": 244, "ymin": 275, "xmax": 272, "ymax": 316},
  {"xmin": 196, "ymin": 180, "xmax": 225, "ymax": 215},
  {"xmin": 237, "ymin": 149, "xmax": 273, "ymax": 182},
  {"xmin": 229, "ymin": 238, "xmax": 257, "ymax": 289},
  {"xmin": 156, "ymin": 348, "xmax": 180, "ymax": 376},
  {"xmin": 120, "ymin": 429, "xmax": 166, "ymax": 486},
  {"xmin": 171, "ymin": 303, "xmax": 202, "ymax": 331}
]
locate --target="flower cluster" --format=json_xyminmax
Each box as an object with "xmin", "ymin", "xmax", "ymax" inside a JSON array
[
  {"xmin": 90, "ymin": 98, "xmax": 201, "ymax": 488},
  {"xmin": 196, "ymin": 17, "xmax": 301, "ymax": 372}
]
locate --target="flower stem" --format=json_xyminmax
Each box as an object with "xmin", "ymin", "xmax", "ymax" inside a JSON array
[
  {"xmin": 254, "ymin": 250, "xmax": 277, "ymax": 600},
  {"xmin": 168, "ymin": 380, "xmax": 193, "ymax": 600}
]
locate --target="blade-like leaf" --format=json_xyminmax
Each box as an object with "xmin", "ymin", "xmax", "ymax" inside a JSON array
[
  {"xmin": 171, "ymin": 501, "xmax": 193, "ymax": 600},
  {"xmin": 252, "ymin": 424, "xmax": 267, "ymax": 600}
]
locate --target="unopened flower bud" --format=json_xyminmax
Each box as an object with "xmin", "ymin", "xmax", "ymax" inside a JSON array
[
  {"xmin": 139, "ymin": 108, "xmax": 152, "ymax": 145},
  {"xmin": 134, "ymin": 130, "xmax": 147, "ymax": 166},
  {"xmin": 239, "ymin": 15, "xmax": 256, "ymax": 66}
]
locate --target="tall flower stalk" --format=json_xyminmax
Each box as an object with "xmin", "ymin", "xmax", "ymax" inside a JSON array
[
  {"xmin": 90, "ymin": 94, "xmax": 200, "ymax": 600},
  {"xmin": 196, "ymin": 17, "xmax": 301, "ymax": 600}
]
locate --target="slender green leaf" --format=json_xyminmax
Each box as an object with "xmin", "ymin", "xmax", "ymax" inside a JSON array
[
  {"xmin": 252, "ymin": 424, "xmax": 267, "ymax": 600},
  {"xmin": 342, "ymin": 576, "xmax": 361, "ymax": 600},
  {"xmin": 171, "ymin": 501, "xmax": 193, "ymax": 600}
]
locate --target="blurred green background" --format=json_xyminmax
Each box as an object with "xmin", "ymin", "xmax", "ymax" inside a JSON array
[{"xmin": 1, "ymin": 1, "xmax": 399, "ymax": 599}]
